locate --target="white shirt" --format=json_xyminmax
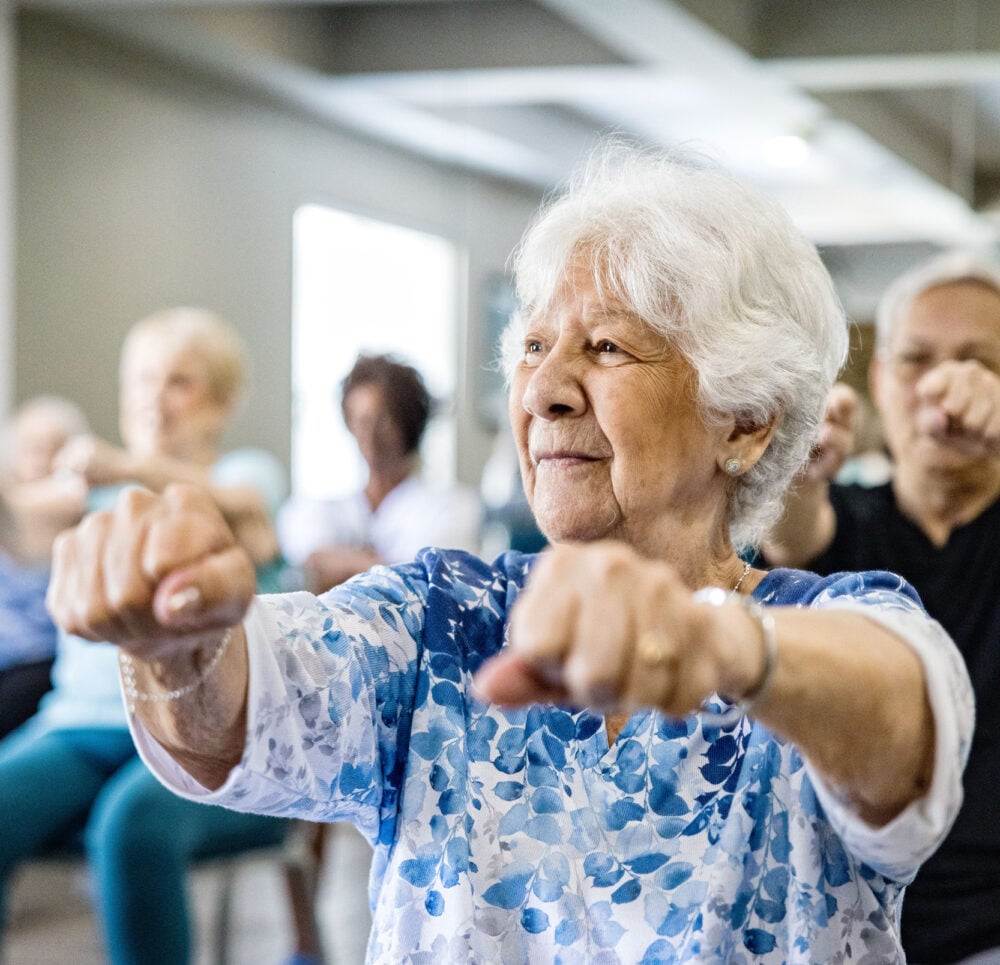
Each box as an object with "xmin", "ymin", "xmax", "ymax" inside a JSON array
[{"xmin": 278, "ymin": 475, "xmax": 482, "ymax": 566}]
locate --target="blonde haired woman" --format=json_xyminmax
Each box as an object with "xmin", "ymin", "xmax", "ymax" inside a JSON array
[
  {"xmin": 56, "ymin": 307, "xmax": 284, "ymax": 582},
  {"xmin": 0, "ymin": 308, "xmax": 289, "ymax": 965}
]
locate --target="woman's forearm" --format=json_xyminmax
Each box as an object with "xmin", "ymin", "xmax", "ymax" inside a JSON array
[
  {"xmin": 742, "ymin": 607, "xmax": 935, "ymax": 825},
  {"xmin": 479, "ymin": 544, "xmax": 947, "ymax": 830},
  {"xmin": 122, "ymin": 455, "xmax": 279, "ymax": 564},
  {"xmin": 126, "ymin": 625, "xmax": 250, "ymax": 790},
  {"xmin": 46, "ymin": 485, "xmax": 263, "ymax": 788}
]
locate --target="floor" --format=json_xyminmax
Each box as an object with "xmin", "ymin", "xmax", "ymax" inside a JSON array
[{"xmin": 5, "ymin": 823, "xmax": 373, "ymax": 965}]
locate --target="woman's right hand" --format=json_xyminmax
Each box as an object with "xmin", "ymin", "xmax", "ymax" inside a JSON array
[
  {"xmin": 47, "ymin": 482, "xmax": 256, "ymax": 662},
  {"xmin": 303, "ymin": 544, "xmax": 380, "ymax": 594}
]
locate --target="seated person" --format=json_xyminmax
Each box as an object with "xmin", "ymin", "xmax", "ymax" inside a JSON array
[
  {"xmin": 0, "ymin": 395, "xmax": 89, "ymax": 738},
  {"xmin": 278, "ymin": 353, "xmax": 482, "ymax": 964},
  {"xmin": 278, "ymin": 352, "xmax": 482, "ymax": 591},
  {"xmin": 762, "ymin": 250, "xmax": 1000, "ymax": 963},
  {"xmin": 0, "ymin": 308, "xmax": 290, "ymax": 965}
]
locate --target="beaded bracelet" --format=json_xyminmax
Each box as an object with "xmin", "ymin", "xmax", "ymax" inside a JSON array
[
  {"xmin": 119, "ymin": 628, "xmax": 233, "ymax": 715},
  {"xmin": 692, "ymin": 586, "xmax": 778, "ymax": 727}
]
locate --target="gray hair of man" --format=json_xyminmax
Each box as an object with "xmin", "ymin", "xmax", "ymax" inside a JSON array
[
  {"xmin": 501, "ymin": 142, "xmax": 849, "ymax": 551},
  {"xmin": 874, "ymin": 249, "xmax": 1000, "ymax": 354}
]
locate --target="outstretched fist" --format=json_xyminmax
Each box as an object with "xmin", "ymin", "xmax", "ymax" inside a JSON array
[{"xmin": 47, "ymin": 482, "xmax": 255, "ymax": 661}]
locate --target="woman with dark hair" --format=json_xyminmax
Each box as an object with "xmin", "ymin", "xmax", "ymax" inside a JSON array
[
  {"xmin": 278, "ymin": 352, "xmax": 482, "ymax": 594},
  {"xmin": 278, "ymin": 353, "xmax": 481, "ymax": 964}
]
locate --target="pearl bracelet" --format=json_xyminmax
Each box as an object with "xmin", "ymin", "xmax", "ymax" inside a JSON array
[
  {"xmin": 119, "ymin": 628, "xmax": 234, "ymax": 715},
  {"xmin": 692, "ymin": 586, "xmax": 778, "ymax": 727}
]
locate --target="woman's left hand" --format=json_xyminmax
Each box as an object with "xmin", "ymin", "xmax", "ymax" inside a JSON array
[
  {"xmin": 474, "ymin": 541, "xmax": 754, "ymax": 715},
  {"xmin": 52, "ymin": 435, "xmax": 134, "ymax": 486}
]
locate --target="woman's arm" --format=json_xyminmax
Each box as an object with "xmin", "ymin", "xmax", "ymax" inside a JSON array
[
  {"xmin": 123, "ymin": 623, "xmax": 250, "ymax": 790},
  {"xmin": 46, "ymin": 483, "xmax": 256, "ymax": 788},
  {"xmin": 52, "ymin": 436, "xmax": 280, "ymax": 565},
  {"xmin": 475, "ymin": 541, "xmax": 963, "ymax": 828},
  {"xmin": 1, "ymin": 471, "xmax": 88, "ymax": 562},
  {"xmin": 729, "ymin": 604, "xmax": 932, "ymax": 825}
]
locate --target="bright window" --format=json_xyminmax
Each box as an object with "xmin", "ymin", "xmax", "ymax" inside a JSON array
[{"xmin": 291, "ymin": 205, "xmax": 461, "ymax": 499}]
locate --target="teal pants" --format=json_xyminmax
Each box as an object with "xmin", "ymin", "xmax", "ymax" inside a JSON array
[{"xmin": 0, "ymin": 723, "xmax": 288, "ymax": 964}]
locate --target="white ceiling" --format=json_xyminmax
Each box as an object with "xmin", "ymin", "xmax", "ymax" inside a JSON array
[{"xmin": 16, "ymin": 0, "xmax": 1000, "ymax": 259}]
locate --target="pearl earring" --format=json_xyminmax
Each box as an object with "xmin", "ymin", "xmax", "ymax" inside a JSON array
[{"xmin": 724, "ymin": 457, "xmax": 742, "ymax": 476}]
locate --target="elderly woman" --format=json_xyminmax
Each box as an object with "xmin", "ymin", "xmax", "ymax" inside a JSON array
[
  {"xmin": 278, "ymin": 351, "xmax": 483, "ymax": 965},
  {"xmin": 0, "ymin": 395, "xmax": 89, "ymax": 738},
  {"xmin": 0, "ymin": 309, "xmax": 289, "ymax": 965},
  {"xmin": 49, "ymin": 148, "xmax": 972, "ymax": 962},
  {"xmin": 53, "ymin": 309, "xmax": 286, "ymax": 586}
]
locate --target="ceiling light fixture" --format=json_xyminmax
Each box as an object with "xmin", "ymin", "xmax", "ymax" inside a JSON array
[{"xmin": 763, "ymin": 134, "xmax": 811, "ymax": 168}]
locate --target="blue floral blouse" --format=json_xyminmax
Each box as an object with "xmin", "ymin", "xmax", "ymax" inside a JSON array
[{"xmin": 135, "ymin": 550, "xmax": 973, "ymax": 964}]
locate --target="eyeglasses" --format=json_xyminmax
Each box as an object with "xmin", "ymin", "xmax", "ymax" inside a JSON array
[{"xmin": 882, "ymin": 350, "xmax": 1000, "ymax": 384}]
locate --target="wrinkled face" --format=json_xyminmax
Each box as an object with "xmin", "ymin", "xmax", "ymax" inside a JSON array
[
  {"xmin": 874, "ymin": 280, "xmax": 1000, "ymax": 472},
  {"xmin": 509, "ymin": 266, "xmax": 731, "ymax": 552},
  {"xmin": 343, "ymin": 382, "xmax": 409, "ymax": 473},
  {"xmin": 11, "ymin": 412, "xmax": 70, "ymax": 483},
  {"xmin": 120, "ymin": 344, "xmax": 229, "ymax": 459}
]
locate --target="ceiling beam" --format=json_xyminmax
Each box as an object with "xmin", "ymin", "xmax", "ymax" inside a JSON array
[
  {"xmin": 766, "ymin": 52, "xmax": 1000, "ymax": 92},
  {"xmin": 336, "ymin": 65, "xmax": 669, "ymax": 107},
  {"xmin": 51, "ymin": 10, "xmax": 562, "ymax": 188}
]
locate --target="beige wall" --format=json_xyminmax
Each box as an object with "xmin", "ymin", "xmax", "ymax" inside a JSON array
[
  {"xmin": 14, "ymin": 15, "xmax": 541, "ymax": 485},
  {"xmin": 0, "ymin": 3, "xmax": 14, "ymax": 416}
]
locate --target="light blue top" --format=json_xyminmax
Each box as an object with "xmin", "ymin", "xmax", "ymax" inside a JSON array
[
  {"xmin": 37, "ymin": 448, "xmax": 287, "ymax": 732},
  {"xmin": 136, "ymin": 550, "xmax": 973, "ymax": 963},
  {"xmin": 0, "ymin": 550, "xmax": 59, "ymax": 671}
]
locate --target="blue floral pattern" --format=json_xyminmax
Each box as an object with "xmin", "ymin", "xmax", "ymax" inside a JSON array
[{"xmin": 151, "ymin": 552, "xmax": 971, "ymax": 963}]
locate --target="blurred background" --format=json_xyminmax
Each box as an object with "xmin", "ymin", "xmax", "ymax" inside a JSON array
[{"xmin": 4, "ymin": 0, "xmax": 1000, "ymax": 498}]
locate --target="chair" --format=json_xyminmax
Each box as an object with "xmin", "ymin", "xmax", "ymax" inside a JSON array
[
  {"xmin": 17, "ymin": 819, "xmax": 320, "ymax": 965},
  {"xmin": 200, "ymin": 819, "xmax": 321, "ymax": 965}
]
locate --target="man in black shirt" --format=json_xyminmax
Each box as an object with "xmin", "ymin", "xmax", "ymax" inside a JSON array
[{"xmin": 764, "ymin": 250, "xmax": 1000, "ymax": 965}]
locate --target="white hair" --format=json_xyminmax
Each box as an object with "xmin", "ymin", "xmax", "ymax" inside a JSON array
[
  {"xmin": 875, "ymin": 249, "xmax": 1000, "ymax": 353},
  {"xmin": 502, "ymin": 141, "xmax": 849, "ymax": 550},
  {"xmin": 12, "ymin": 395, "xmax": 89, "ymax": 439},
  {"xmin": 2, "ymin": 394, "xmax": 90, "ymax": 474}
]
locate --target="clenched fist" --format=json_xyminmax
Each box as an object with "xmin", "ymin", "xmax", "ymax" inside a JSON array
[{"xmin": 47, "ymin": 483, "xmax": 255, "ymax": 662}]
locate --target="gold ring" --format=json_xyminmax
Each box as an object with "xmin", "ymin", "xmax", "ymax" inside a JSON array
[{"xmin": 637, "ymin": 630, "xmax": 673, "ymax": 668}]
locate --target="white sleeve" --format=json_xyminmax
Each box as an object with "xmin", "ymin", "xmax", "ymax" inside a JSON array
[
  {"xmin": 127, "ymin": 598, "xmax": 296, "ymax": 803},
  {"xmin": 427, "ymin": 486, "xmax": 483, "ymax": 555},
  {"xmin": 277, "ymin": 496, "xmax": 362, "ymax": 566},
  {"xmin": 802, "ymin": 601, "xmax": 974, "ymax": 881}
]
